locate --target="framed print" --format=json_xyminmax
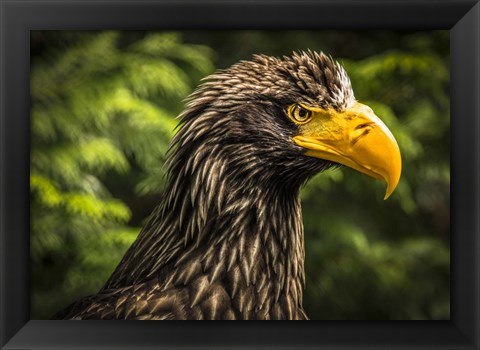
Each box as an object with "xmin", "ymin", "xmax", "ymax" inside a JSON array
[{"xmin": 1, "ymin": 0, "xmax": 479, "ymax": 349}]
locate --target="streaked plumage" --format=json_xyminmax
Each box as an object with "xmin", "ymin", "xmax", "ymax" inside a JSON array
[{"xmin": 55, "ymin": 51, "xmax": 400, "ymax": 320}]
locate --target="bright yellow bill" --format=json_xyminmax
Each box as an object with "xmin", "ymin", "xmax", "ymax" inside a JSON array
[{"xmin": 293, "ymin": 102, "xmax": 401, "ymax": 199}]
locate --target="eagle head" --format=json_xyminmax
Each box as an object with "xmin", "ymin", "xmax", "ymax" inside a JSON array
[{"xmin": 171, "ymin": 50, "xmax": 401, "ymax": 198}]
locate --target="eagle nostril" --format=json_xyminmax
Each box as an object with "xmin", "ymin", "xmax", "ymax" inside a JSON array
[{"xmin": 352, "ymin": 124, "xmax": 375, "ymax": 146}]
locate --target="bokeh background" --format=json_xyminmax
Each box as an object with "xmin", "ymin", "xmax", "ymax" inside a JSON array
[{"xmin": 30, "ymin": 30, "xmax": 450, "ymax": 320}]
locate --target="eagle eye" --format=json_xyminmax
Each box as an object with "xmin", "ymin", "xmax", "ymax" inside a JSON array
[{"xmin": 287, "ymin": 104, "xmax": 313, "ymax": 124}]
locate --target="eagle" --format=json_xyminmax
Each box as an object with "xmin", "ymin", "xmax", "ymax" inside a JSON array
[{"xmin": 55, "ymin": 51, "xmax": 401, "ymax": 320}]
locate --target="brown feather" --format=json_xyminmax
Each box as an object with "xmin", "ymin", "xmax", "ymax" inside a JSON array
[{"xmin": 54, "ymin": 51, "xmax": 355, "ymax": 320}]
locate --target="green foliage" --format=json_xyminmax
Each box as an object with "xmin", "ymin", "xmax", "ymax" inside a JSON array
[
  {"xmin": 31, "ymin": 30, "xmax": 449, "ymax": 320},
  {"xmin": 30, "ymin": 31, "xmax": 214, "ymax": 318}
]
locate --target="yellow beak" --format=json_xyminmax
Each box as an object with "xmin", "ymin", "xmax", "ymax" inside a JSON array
[{"xmin": 293, "ymin": 102, "xmax": 401, "ymax": 199}]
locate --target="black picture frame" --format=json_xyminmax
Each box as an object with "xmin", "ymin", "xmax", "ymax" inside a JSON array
[{"xmin": 1, "ymin": 0, "xmax": 479, "ymax": 349}]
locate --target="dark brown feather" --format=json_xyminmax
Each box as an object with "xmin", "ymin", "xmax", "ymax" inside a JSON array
[{"xmin": 54, "ymin": 51, "xmax": 354, "ymax": 320}]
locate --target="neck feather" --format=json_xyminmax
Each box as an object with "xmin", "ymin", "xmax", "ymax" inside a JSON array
[{"xmin": 104, "ymin": 147, "xmax": 307, "ymax": 317}]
